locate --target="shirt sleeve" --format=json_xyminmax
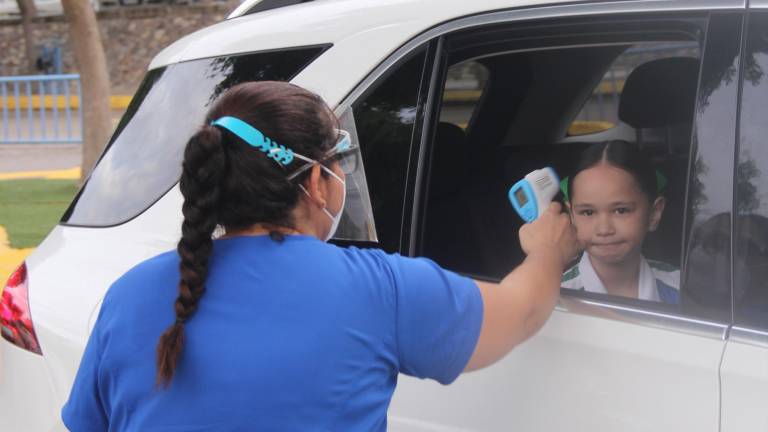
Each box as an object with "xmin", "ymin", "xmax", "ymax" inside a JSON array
[
  {"xmin": 61, "ymin": 301, "xmax": 110, "ymax": 431},
  {"xmin": 383, "ymin": 253, "xmax": 483, "ymax": 385}
]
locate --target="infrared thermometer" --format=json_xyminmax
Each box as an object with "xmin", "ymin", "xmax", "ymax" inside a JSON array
[{"xmin": 508, "ymin": 167, "xmax": 560, "ymax": 223}]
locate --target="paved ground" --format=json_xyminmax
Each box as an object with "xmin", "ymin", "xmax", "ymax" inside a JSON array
[{"xmin": 0, "ymin": 144, "xmax": 82, "ymax": 172}]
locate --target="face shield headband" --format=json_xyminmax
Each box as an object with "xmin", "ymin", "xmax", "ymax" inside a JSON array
[{"xmin": 210, "ymin": 116, "xmax": 358, "ymax": 180}]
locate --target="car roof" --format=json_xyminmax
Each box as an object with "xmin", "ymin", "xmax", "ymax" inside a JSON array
[
  {"xmin": 148, "ymin": 0, "xmax": 721, "ymax": 107},
  {"xmin": 150, "ymin": 0, "xmax": 589, "ymax": 69}
]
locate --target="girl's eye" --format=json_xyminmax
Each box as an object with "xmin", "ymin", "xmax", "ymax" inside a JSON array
[
  {"xmin": 614, "ymin": 207, "xmax": 631, "ymax": 215},
  {"xmin": 578, "ymin": 210, "xmax": 594, "ymax": 216}
]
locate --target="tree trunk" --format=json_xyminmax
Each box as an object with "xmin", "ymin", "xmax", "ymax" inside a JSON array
[
  {"xmin": 16, "ymin": 0, "xmax": 37, "ymax": 74},
  {"xmin": 60, "ymin": 0, "xmax": 112, "ymax": 183}
]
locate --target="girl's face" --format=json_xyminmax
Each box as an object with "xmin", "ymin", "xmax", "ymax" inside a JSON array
[{"xmin": 569, "ymin": 163, "xmax": 665, "ymax": 266}]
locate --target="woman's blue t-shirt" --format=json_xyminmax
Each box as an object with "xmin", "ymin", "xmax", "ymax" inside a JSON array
[{"xmin": 62, "ymin": 235, "xmax": 483, "ymax": 431}]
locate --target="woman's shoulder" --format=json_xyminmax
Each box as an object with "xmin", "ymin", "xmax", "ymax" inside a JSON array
[
  {"xmin": 106, "ymin": 250, "xmax": 180, "ymax": 299},
  {"xmin": 123, "ymin": 250, "xmax": 180, "ymax": 280}
]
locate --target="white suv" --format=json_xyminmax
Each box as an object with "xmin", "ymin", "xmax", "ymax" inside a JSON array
[{"xmin": 2, "ymin": 1, "xmax": 767, "ymax": 431}]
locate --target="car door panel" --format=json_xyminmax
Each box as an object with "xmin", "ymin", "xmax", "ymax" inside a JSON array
[
  {"xmin": 390, "ymin": 308, "xmax": 726, "ymax": 431},
  {"xmin": 390, "ymin": 8, "xmax": 743, "ymax": 432}
]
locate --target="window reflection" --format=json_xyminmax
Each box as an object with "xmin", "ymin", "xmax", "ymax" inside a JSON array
[
  {"xmin": 734, "ymin": 12, "xmax": 768, "ymax": 329},
  {"xmin": 681, "ymin": 14, "xmax": 743, "ymax": 320},
  {"xmin": 62, "ymin": 47, "xmax": 327, "ymax": 226}
]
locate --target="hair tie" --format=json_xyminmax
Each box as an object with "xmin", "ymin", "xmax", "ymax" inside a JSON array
[
  {"xmin": 175, "ymin": 317, "xmax": 185, "ymax": 325},
  {"xmin": 210, "ymin": 116, "xmax": 295, "ymax": 166}
]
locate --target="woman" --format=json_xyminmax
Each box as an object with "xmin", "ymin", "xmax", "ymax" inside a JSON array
[{"xmin": 62, "ymin": 81, "xmax": 578, "ymax": 431}]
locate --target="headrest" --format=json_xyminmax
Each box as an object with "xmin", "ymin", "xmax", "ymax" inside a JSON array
[{"xmin": 618, "ymin": 57, "xmax": 699, "ymax": 129}]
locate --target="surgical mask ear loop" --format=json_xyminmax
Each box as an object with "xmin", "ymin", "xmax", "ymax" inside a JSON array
[{"xmin": 297, "ymin": 166, "xmax": 346, "ymax": 241}]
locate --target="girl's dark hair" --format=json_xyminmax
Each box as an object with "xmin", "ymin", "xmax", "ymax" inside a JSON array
[
  {"xmin": 156, "ymin": 81, "xmax": 338, "ymax": 387},
  {"xmin": 568, "ymin": 140, "xmax": 660, "ymax": 203}
]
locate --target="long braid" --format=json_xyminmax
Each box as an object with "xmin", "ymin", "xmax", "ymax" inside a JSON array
[
  {"xmin": 154, "ymin": 81, "xmax": 338, "ymax": 388},
  {"xmin": 156, "ymin": 125, "xmax": 225, "ymax": 387}
]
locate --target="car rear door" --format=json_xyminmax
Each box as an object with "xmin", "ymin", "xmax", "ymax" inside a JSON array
[{"xmin": 385, "ymin": 2, "xmax": 744, "ymax": 431}]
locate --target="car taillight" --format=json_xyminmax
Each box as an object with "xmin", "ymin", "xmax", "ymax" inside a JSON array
[{"xmin": 1, "ymin": 262, "xmax": 42, "ymax": 354}]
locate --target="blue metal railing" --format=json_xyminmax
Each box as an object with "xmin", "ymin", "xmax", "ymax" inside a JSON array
[{"xmin": 0, "ymin": 74, "xmax": 82, "ymax": 144}]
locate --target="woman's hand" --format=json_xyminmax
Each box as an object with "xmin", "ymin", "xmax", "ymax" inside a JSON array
[{"xmin": 519, "ymin": 202, "xmax": 580, "ymax": 267}]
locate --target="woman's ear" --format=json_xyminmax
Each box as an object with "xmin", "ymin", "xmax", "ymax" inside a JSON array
[
  {"xmin": 648, "ymin": 196, "xmax": 666, "ymax": 232},
  {"xmin": 302, "ymin": 164, "xmax": 328, "ymax": 209}
]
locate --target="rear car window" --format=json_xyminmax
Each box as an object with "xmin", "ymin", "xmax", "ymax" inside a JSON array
[{"xmin": 61, "ymin": 46, "xmax": 328, "ymax": 227}]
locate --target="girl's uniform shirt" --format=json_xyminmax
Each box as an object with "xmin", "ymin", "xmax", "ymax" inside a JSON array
[
  {"xmin": 61, "ymin": 235, "xmax": 483, "ymax": 432},
  {"xmin": 561, "ymin": 253, "xmax": 680, "ymax": 304}
]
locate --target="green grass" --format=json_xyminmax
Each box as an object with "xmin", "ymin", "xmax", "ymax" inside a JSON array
[{"xmin": 0, "ymin": 179, "xmax": 80, "ymax": 249}]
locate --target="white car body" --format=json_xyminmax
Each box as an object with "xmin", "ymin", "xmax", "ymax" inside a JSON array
[{"xmin": 2, "ymin": 0, "xmax": 766, "ymax": 431}]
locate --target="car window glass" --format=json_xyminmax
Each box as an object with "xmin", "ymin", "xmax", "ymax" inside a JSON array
[
  {"xmin": 734, "ymin": 11, "xmax": 768, "ymax": 330},
  {"xmin": 61, "ymin": 46, "xmax": 327, "ymax": 226},
  {"xmin": 679, "ymin": 13, "xmax": 742, "ymax": 322},
  {"xmin": 351, "ymin": 48, "xmax": 428, "ymax": 253},
  {"xmin": 418, "ymin": 16, "xmax": 734, "ymax": 318},
  {"xmin": 439, "ymin": 60, "xmax": 488, "ymax": 130},
  {"xmin": 570, "ymin": 42, "xmax": 699, "ymax": 137}
]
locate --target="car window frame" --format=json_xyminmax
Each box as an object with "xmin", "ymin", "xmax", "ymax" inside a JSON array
[
  {"xmin": 330, "ymin": 42, "xmax": 438, "ymax": 254},
  {"xmin": 393, "ymin": 4, "xmax": 745, "ymax": 337},
  {"xmin": 730, "ymin": 6, "xmax": 768, "ymax": 345}
]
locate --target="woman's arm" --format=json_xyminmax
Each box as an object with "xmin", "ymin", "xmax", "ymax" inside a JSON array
[{"xmin": 465, "ymin": 202, "xmax": 579, "ymax": 371}]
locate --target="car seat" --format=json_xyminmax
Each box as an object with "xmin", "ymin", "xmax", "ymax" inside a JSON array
[{"xmin": 617, "ymin": 56, "xmax": 699, "ymax": 267}]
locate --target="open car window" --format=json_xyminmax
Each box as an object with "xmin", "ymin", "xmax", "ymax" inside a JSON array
[{"xmin": 418, "ymin": 13, "xmax": 738, "ymax": 322}]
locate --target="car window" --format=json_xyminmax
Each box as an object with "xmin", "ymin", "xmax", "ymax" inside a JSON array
[
  {"xmin": 61, "ymin": 46, "xmax": 328, "ymax": 227},
  {"xmin": 418, "ymin": 14, "xmax": 737, "ymax": 319},
  {"xmin": 439, "ymin": 60, "xmax": 488, "ymax": 130},
  {"xmin": 350, "ymin": 48, "xmax": 429, "ymax": 253},
  {"xmin": 569, "ymin": 41, "xmax": 699, "ymax": 137},
  {"xmin": 734, "ymin": 11, "xmax": 768, "ymax": 330},
  {"xmin": 680, "ymin": 13, "xmax": 742, "ymax": 322}
]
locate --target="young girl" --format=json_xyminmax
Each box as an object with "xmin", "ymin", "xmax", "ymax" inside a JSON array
[{"xmin": 561, "ymin": 140, "xmax": 680, "ymax": 304}]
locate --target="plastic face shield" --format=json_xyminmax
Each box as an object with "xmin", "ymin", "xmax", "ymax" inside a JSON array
[{"xmin": 287, "ymin": 130, "xmax": 360, "ymax": 180}]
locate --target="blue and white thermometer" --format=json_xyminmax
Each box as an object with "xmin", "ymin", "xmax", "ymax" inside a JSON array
[{"xmin": 508, "ymin": 167, "xmax": 560, "ymax": 223}]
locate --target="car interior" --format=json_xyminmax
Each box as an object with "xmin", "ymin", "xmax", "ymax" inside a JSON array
[{"xmin": 421, "ymin": 25, "xmax": 701, "ymax": 287}]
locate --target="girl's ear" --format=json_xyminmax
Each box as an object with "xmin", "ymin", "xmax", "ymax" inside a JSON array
[{"xmin": 648, "ymin": 196, "xmax": 666, "ymax": 232}]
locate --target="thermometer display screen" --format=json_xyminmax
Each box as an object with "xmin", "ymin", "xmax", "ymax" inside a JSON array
[{"xmin": 514, "ymin": 188, "xmax": 528, "ymax": 206}]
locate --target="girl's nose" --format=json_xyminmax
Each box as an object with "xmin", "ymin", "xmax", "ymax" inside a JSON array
[{"xmin": 595, "ymin": 214, "xmax": 615, "ymax": 236}]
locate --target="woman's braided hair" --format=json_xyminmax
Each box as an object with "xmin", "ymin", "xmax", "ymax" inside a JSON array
[{"xmin": 156, "ymin": 81, "xmax": 338, "ymax": 387}]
